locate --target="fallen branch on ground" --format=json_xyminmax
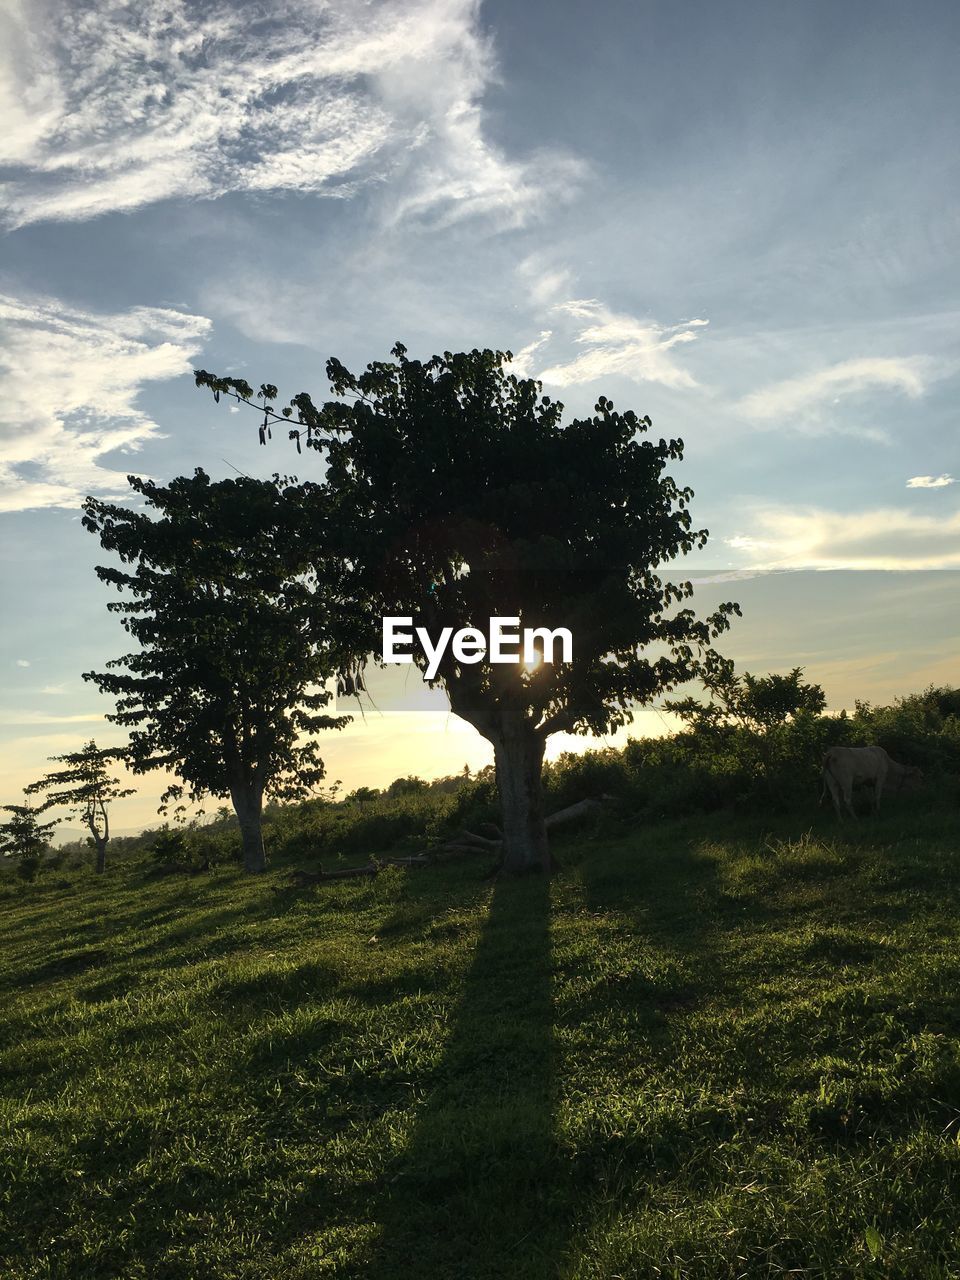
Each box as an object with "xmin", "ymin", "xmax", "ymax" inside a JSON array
[
  {"xmin": 287, "ymin": 863, "xmax": 377, "ymax": 887},
  {"xmin": 410, "ymin": 795, "xmax": 618, "ymax": 860},
  {"xmin": 283, "ymin": 797, "xmax": 620, "ymax": 886},
  {"xmin": 545, "ymin": 796, "xmax": 613, "ymax": 828},
  {"xmin": 283, "ymin": 854, "xmax": 431, "ymax": 888}
]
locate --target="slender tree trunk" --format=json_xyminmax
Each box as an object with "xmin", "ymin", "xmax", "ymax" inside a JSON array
[
  {"xmin": 87, "ymin": 816, "xmax": 107, "ymax": 874},
  {"xmin": 492, "ymin": 720, "xmax": 551, "ymax": 874},
  {"xmin": 230, "ymin": 784, "xmax": 266, "ymax": 873}
]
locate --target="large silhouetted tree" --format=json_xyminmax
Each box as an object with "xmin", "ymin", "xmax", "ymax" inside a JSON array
[
  {"xmin": 196, "ymin": 345, "xmax": 739, "ymax": 874},
  {"xmin": 25, "ymin": 740, "xmax": 133, "ymax": 874},
  {"xmin": 82, "ymin": 470, "xmax": 351, "ymax": 873}
]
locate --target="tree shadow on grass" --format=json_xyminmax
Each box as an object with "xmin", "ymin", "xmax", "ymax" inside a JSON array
[
  {"xmin": 358, "ymin": 871, "xmax": 564, "ymax": 1280},
  {"xmin": 574, "ymin": 826, "xmax": 728, "ymax": 978},
  {"xmin": 0, "ymin": 870, "xmax": 565, "ymax": 1280}
]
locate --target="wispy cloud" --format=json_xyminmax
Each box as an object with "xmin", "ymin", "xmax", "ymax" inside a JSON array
[
  {"xmin": 740, "ymin": 356, "xmax": 931, "ymax": 424},
  {"xmin": 0, "ymin": 711, "xmax": 106, "ymax": 726},
  {"xmin": 509, "ymin": 330, "xmax": 553, "ymax": 378},
  {"xmin": 907, "ymin": 474, "xmax": 954, "ymax": 489},
  {"xmin": 533, "ymin": 300, "xmax": 708, "ymax": 389},
  {"xmin": 0, "ymin": 292, "xmax": 210, "ymax": 513},
  {"xmin": 15, "ymin": 659, "xmax": 30, "ymax": 668},
  {"xmin": 0, "ymin": 0, "xmax": 581, "ymax": 231},
  {"xmin": 726, "ymin": 503, "xmax": 960, "ymax": 570},
  {"xmin": 515, "ymin": 254, "xmax": 575, "ymax": 308}
]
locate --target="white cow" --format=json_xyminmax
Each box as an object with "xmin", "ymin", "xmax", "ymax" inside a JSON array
[{"xmin": 821, "ymin": 745, "xmax": 923, "ymax": 820}]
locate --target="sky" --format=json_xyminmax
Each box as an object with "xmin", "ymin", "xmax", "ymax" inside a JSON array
[{"xmin": 1, "ymin": 0, "xmax": 958, "ymax": 831}]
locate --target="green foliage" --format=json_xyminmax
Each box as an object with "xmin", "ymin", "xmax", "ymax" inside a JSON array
[
  {"xmin": 264, "ymin": 773, "xmax": 499, "ymax": 862},
  {"xmin": 81, "ymin": 471, "xmax": 352, "ymax": 874},
  {"xmin": 24, "ymin": 740, "xmax": 134, "ymax": 872},
  {"xmin": 24, "ymin": 740, "xmax": 132, "ymax": 825},
  {"xmin": 345, "ymin": 786, "xmax": 380, "ymax": 804},
  {"xmin": 147, "ymin": 823, "xmax": 241, "ymax": 873},
  {"xmin": 198, "ymin": 347, "xmax": 741, "ymax": 871},
  {"xmin": 384, "ymin": 775, "xmax": 429, "ymax": 798},
  {"xmin": 75, "ymin": 678, "xmax": 948, "ymax": 875},
  {"xmin": 0, "ymin": 802, "xmax": 58, "ymax": 882},
  {"xmin": 299, "ymin": 344, "xmax": 739, "ymax": 737},
  {"xmin": 669, "ymin": 658, "xmax": 827, "ymax": 733},
  {"xmin": 851, "ymin": 686, "xmax": 960, "ymax": 774},
  {"xmin": 661, "ymin": 664, "xmax": 836, "ymax": 806},
  {"xmin": 146, "ymin": 827, "xmax": 189, "ymax": 870},
  {"xmin": 540, "ymin": 680, "xmax": 954, "ymax": 823}
]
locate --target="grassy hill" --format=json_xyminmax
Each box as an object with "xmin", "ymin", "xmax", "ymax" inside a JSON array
[{"xmin": 2, "ymin": 795, "xmax": 960, "ymax": 1278}]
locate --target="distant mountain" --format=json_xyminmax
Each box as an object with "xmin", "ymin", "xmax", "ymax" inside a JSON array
[{"xmin": 51, "ymin": 828, "xmax": 86, "ymax": 847}]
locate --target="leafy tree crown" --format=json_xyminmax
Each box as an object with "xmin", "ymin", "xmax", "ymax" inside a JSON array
[
  {"xmin": 195, "ymin": 345, "xmax": 739, "ymax": 739},
  {"xmin": 81, "ymin": 470, "xmax": 351, "ymax": 812}
]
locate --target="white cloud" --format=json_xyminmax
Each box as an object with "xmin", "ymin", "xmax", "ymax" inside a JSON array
[
  {"xmin": 534, "ymin": 300, "xmax": 708, "ymax": 389},
  {"xmin": 0, "ymin": 292, "xmax": 211, "ymax": 513},
  {"xmin": 15, "ymin": 659, "xmax": 30, "ymax": 668},
  {"xmin": 0, "ymin": 0, "xmax": 581, "ymax": 231},
  {"xmin": 516, "ymin": 256, "xmax": 575, "ymax": 308},
  {"xmin": 688, "ymin": 569, "xmax": 766, "ymax": 585},
  {"xmin": 740, "ymin": 356, "xmax": 930, "ymax": 423},
  {"xmin": 907, "ymin": 474, "xmax": 954, "ymax": 489},
  {"xmin": 726, "ymin": 504, "xmax": 960, "ymax": 570},
  {"xmin": 0, "ymin": 711, "xmax": 106, "ymax": 726},
  {"xmin": 509, "ymin": 331, "xmax": 553, "ymax": 378}
]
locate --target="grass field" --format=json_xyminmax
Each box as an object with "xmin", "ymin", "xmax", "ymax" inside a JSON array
[{"xmin": 3, "ymin": 800, "xmax": 960, "ymax": 1278}]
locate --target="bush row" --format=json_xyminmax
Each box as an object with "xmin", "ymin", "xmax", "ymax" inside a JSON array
[{"xmin": 19, "ymin": 684, "xmax": 955, "ymax": 877}]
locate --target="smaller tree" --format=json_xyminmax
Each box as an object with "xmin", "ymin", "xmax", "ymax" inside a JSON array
[
  {"xmin": 25, "ymin": 740, "xmax": 133, "ymax": 875},
  {"xmin": 667, "ymin": 659, "xmax": 827, "ymax": 790},
  {"xmin": 667, "ymin": 659, "xmax": 826, "ymax": 735},
  {"xmin": 0, "ymin": 801, "xmax": 59, "ymax": 882},
  {"xmin": 82, "ymin": 470, "xmax": 353, "ymax": 873}
]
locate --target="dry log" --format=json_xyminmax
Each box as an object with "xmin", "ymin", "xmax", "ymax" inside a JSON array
[
  {"xmin": 287, "ymin": 863, "xmax": 378, "ymax": 887},
  {"xmin": 457, "ymin": 829, "xmax": 503, "ymax": 849},
  {"xmin": 403, "ymin": 831, "xmax": 501, "ymax": 859},
  {"xmin": 545, "ymin": 797, "xmax": 610, "ymax": 828},
  {"xmin": 433, "ymin": 845, "xmax": 493, "ymax": 861},
  {"xmin": 287, "ymin": 869, "xmax": 323, "ymax": 887},
  {"xmin": 405, "ymin": 798, "xmax": 613, "ymax": 862}
]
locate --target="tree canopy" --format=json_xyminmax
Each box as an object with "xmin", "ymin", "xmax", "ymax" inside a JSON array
[
  {"xmin": 196, "ymin": 344, "xmax": 739, "ymax": 873},
  {"xmin": 81, "ymin": 469, "xmax": 351, "ymax": 872}
]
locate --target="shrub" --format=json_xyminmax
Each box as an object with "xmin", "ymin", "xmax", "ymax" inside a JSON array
[
  {"xmin": 15, "ymin": 856, "xmax": 40, "ymax": 883},
  {"xmin": 146, "ymin": 824, "xmax": 239, "ymax": 872}
]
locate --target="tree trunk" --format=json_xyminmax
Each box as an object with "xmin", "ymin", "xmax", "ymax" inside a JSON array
[
  {"xmin": 86, "ymin": 816, "xmax": 107, "ymax": 875},
  {"xmin": 493, "ymin": 721, "xmax": 551, "ymax": 875},
  {"xmin": 230, "ymin": 785, "xmax": 266, "ymax": 873}
]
